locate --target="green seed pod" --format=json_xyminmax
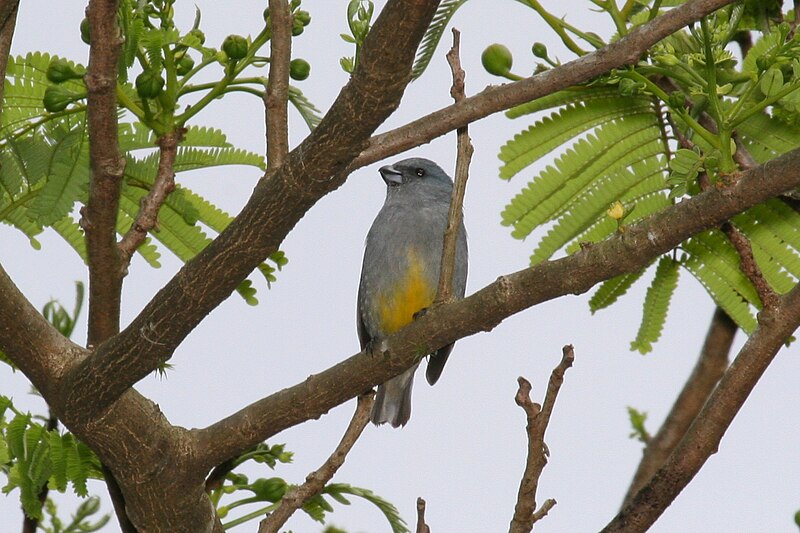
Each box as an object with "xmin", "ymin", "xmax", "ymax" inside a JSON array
[
  {"xmin": 46, "ymin": 58, "xmax": 84, "ymax": 84},
  {"xmin": 222, "ymin": 34, "xmax": 249, "ymax": 61},
  {"xmin": 294, "ymin": 10, "xmax": 311, "ymax": 26},
  {"xmin": 250, "ymin": 477, "xmax": 287, "ymax": 502},
  {"xmin": 80, "ymin": 17, "xmax": 91, "ymax": 45},
  {"xmin": 289, "ymin": 58, "xmax": 310, "ymax": 81},
  {"xmin": 291, "ymin": 18, "xmax": 305, "ymax": 36},
  {"xmin": 43, "ymin": 86, "xmax": 78, "ymax": 112},
  {"xmin": 531, "ymin": 42, "xmax": 547, "ymax": 59},
  {"xmin": 175, "ymin": 55, "xmax": 195, "ymax": 76},
  {"xmin": 481, "ymin": 44, "xmax": 513, "ymax": 77},
  {"xmin": 135, "ymin": 70, "xmax": 166, "ymax": 99}
]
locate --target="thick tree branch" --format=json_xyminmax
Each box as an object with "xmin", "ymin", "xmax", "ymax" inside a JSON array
[
  {"xmin": 622, "ymin": 307, "xmax": 735, "ymax": 505},
  {"xmin": 82, "ymin": 0, "xmax": 126, "ymax": 347},
  {"xmin": 59, "ymin": 0, "xmax": 441, "ymax": 427},
  {"xmin": 0, "ymin": 0, "xmax": 19, "ymax": 105},
  {"xmin": 193, "ymin": 147, "xmax": 800, "ymax": 469},
  {"xmin": 353, "ymin": 0, "xmax": 737, "ymax": 168},
  {"xmin": 257, "ymin": 394, "xmax": 373, "ymax": 533},
  {"xmin": 117, "ymin": 129, "xmax": 182, "ymax": 272},
  {"xmin": 509, "ymin": 346, "xmax": 573, "ymax": 533},
  {"xmin": 603, "ymin": 284, "xmax": 800, "ymax": 532},
  {"xmin": 0, "ymin": 265, "xmax": 85, "ymax": 397},
  {"xmin": 59, "ymin": 0, "xmax": 734, "ymax": 428},
  {"xmin": 264, "ymin": 0, "xmax": 290, "ymax": 169},
  {"xmin": 435, "ymin": 28, "xmax": 472, "ymax": 305}
]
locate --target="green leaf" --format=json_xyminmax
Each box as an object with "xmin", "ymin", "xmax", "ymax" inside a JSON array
[
  {"xmin": 322, "ymin": 484, "xmax": 409, "ymax": 533},
  {"xmin": 630, "ymin": 257, "xmax": 680, "ymax": 354},
  {"xmin": 627, "ymin": 406, "xmax": 650, "ymax": 443},
  {"xmin": 589, "ymin": 266, "xmax": 650, "ymax": 313},
  {"xmin": 499, "ymin": 95, "xmax": 654, "ymax": 179},
  {"xmin": 411, "ymin": 0, "xmax": 469, "ymax": 79}
]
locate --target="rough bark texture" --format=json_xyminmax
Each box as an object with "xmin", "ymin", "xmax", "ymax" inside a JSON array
[{"xmin": 2, "ymin": 1, "xmax": 788, "ymax": 531}]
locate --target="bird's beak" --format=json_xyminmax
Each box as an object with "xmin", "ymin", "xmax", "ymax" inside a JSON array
[{"xmin": 379, "ymin": 165, "xmax": 403, "ymax": 186}]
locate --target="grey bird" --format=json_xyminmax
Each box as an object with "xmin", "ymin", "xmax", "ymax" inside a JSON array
[{"xmin": 357, "ymin": 157, "xmax": 468, "ymax": 427}]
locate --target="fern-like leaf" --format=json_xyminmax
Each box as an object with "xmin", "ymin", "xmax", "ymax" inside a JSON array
[
  {"xmin": 503, "ymin": 112, "xmax": 663, "ymax": 247},
  {"xmin": 411, "ymin": 0, "xmax": 469, "ymax": 80},
  {"xmin": 322, "ymin": 483, "xmax": 409, "ymax": 533},
  {"xmin": 288, "ymin": 85, "xmax": 322, "ymax": 131},
  {"xmin": 630, "ymin": 256, "xmax": 680, "ymax": 354},
  {"xmin": 506, "ymin": 86, "xmax": 624, "ymax": 118},
  {"xmin": 589, "ymin": 266, "xmax": 651, "ymax": 313},
  {"xmin": 499, "ymin": 95, "xmax": 654, "ymax": 179}
]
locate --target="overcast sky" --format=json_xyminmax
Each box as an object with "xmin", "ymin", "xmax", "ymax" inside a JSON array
[{"xmin": 2, "ymin": 1, "xmax": 799, "ymax": 532}]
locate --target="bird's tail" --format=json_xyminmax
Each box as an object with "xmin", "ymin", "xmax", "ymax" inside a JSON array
[{"xmin": 370, "ymin": 365, "xmax": 419, "ymax": 428}]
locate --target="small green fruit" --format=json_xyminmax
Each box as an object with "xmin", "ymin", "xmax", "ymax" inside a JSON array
[
  {"xmin": 294, "ymin": 10, "xmax": 311, "ymax": 26},
  {"xmin": 175, "ymin": 55, "xmax": 195, "ymax": 76},
  {"xmin": 80, "ymin": 17, "xmax": 91, "ymax": 45},
  {"xmin": 135, "ymin": 70, "xmax": 165, "ymax": 99},
  {"xmin": 222, "ymin": 34, "xmax": 249, "ymax": 61},
  {"xmin": 43, "ymin": 86, "xmax": 78, "ymax": 112},
  {"xmin": 188, "ymin": 28, "xmax": 206, "ymax": 45},
  {"xmin": 482, "ymin": 44, "xmax": 513, "ymax": 77},
  {"xmin": 46, "ymin": 58, "xmax": 84, "ymax": 84},
  {"xmin": 531, "ymin": 42, "xmax": 548, "ymax": 59},
  {"xmin": 289, "ymin": 58, "xmax": 310, "ymax": 81},
  {"xmin": 291, "ymin": 18, "xmax": 305, "ymax": 36}
]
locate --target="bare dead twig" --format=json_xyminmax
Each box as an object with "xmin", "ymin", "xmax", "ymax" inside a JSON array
[
  {"xmin": 118, "ymin": 129, "xmax": 183, "ymax": 273},
  {"xmin": 436, "ymin": 28, "xmax": 473, "ymax": 306},
  {"xmin": 257, "ymin": 394, "xmax": 374, "ymax": 533},
  {"xmin": 603, "ymin": 286, "xmax": 800, "ymax": 532},
  {"xmin": 265, "ymin": 0, "xmax": 291, "ymax": 169},
  {"xmin": 622, "ymin": 307, "xmax": 735, "ymax": 505},
  {"xmin": 508, "ymin": 345, "xmax": 574, "ymax": 533},
  {"xmin": 416, "ymin": 497, "xmax": 431, "ymax": 533}
]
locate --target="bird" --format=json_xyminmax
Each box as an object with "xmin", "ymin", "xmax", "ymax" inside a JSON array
[{"xmin": 357, "ymin": 157, "xmax": 468, "ymax": 427}]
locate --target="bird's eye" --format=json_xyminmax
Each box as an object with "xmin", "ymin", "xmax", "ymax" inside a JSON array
[{"xmin": 416, "ymin": 168, "xmax": 425, "ymax": 177}]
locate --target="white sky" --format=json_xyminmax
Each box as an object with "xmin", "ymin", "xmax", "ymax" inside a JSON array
[{"xmin": 2, "ymin": 1, "xmax": 800, "ymax": 532}]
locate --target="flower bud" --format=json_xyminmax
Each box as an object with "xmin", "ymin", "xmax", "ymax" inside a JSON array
[
  {"xmin": 135, "ymin": 70, "xmax": 165, "ymax": 99},
  {"xmin": 43, "ymin": 86, "xmax": 79, "ymax": 112},
  {"xmin": 222, "ymin": 34, "xmax": 249, "ymax": 61},
  {"xmin": 176, "ymin": 55, "xmax": 195, "ymax": 76},
  {"xmin": 531, "ymin": 42, "xmax": 547, "ymax": 59},
  {"xmin": 46, "ymin": 58, "xmax": 84, "ymax": 84}
]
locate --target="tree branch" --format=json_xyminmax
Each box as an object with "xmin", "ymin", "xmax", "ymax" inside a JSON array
[
  {"xmin": 621, "ymin": 307, "xmax": 735, "ymax": 505},
  {"xmin": 0, "ymin": 0, "xmax": 19, "ymax": 105},
  {"xmin": 264, "ymin": 0, "xmax": 290, "ymax": 169},
  {"xmin": 416, "ymin": 497, "xmax": 431, "ymax": 533},
  {"xmin": 58, "ymin": 0, "xmax": 735, "ymax": 427},
  {"xmin": 58, "ymin": 0, "xmax": 442, "ymax": 427},
  {"xmin": 603, "ymin": 283, "xmax": 800, "ymax": 532},
  {"xmin": 257, "ymin": 394, "xmax": 373, "ymax": 533},
  {"xmin": 82, "ymin": 0, "xmax": 126, "ymax": 347},
  {"xmin": 117, "ymin": 129, "xmax": 182, "ymax": 272},
  {"xmin": 509, "ymin": 345, "xmax": 573, "ymax": 533},
  {"xmin": 191, "ymin": 146, "xmax": 800, "ymax": 470},
  {"xmin": 353, "ymin": 0, "xmax": 738, "ymax": 169},
  {"xmin": 435, "ymin": 28, "xmax": 472, "ymax": 305}
]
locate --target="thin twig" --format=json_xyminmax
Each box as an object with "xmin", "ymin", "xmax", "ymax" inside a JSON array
[
  {"xmin": 416, "ymin": 497, "xmax": 431, "ymax": 533},
  {"xmin": 118, "ymin": 129, "xmax": 182, "ymax": 273},
  {"xmin": 508, "ymin": 345, "xmax": 573, "ymax": 533},
  {"xmin": 265, "ymin": 0, "xmax": 291, "ymax": 169},
  {"xmin": 257, "ymin": 393, "xmax": 374, "ymax": 533},
  {"xmin": 621, "ymin": 307, "xmax": 734, "ymax": 505},
  {"xmin": 435, "ymin": 28, "xmax": 473, "ymax": 305}
]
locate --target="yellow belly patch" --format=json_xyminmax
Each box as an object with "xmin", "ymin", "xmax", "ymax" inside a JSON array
[{"xmin": 378, "ymin": 249, "xmax": 435, "ymax": 334}]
